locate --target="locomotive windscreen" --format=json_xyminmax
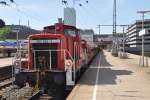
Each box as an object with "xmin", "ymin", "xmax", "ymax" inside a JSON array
[{"xmin": 30, "ymin": 38, "xmax": 60, "ymax": 70}]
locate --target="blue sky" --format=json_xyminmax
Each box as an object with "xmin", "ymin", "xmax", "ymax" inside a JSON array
[{"xmin": 0, "ymin": 0, "xmax": 150, "ymax": 34}]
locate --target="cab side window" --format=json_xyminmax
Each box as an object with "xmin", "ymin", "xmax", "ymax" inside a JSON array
[{"xmin": 64, "ymin": 29, "xmax": 76, "ymax": 37}]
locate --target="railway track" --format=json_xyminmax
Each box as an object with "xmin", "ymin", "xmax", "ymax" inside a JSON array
[
  {"xmin": 0, "ymin": 84, "xmax": 52, "ymax": 100},
  {"xmin": 0, "ymin": 66, "xmax": 56, "ymax": 100},
  {"xmin": 28, "ymin": 91, "xmax": 52, "ymax": 100},
  {"xmin": 0, "ymin": 84, "xmax": 36, "ymax": 100},
  {"xmin": 0, "ymin": 79, "xmax": 12, "ymax": 90},
  {"xmin": 0, "ymin": 66, "xmax": 13, "ymax": 82}
]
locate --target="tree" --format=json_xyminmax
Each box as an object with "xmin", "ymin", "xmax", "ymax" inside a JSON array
[
  {"xmin": 0, "ymin": 0, "xmax": 14, "ymax": 6},
  {"xmin": 0, "ymin": 19, "xmax": 5, "ymax": 28},
  {"xmin": 0, "ymin": 28, "xmax": 13, "ymax": 40}
]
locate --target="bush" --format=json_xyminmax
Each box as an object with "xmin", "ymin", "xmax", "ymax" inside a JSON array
[{"xmin": 111, "ymin": 48, "xmax": 118, "ymax": 57}]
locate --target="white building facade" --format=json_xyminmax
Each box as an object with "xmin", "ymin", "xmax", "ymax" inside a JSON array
[
  {"xmin": 126, "ymin": 19, "xmax": 150, "ymax": 53},
  {"xmin": 64, "ymin": 7, "xmax": 76, "ymax": 27}
]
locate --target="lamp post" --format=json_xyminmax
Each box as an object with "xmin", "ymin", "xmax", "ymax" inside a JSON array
[
  {"xmin": 12, "ymin": 28, "xmax": 20, "ymax": 83},
  {"xmin": 97, "ymin": 25, "xmax": 101, "ymax": 35},
  {"xmin": 96, "ymin": 24, "xmax": 128, "ymax": 53},
  {"xmin": 13, "ymin": 28, "xmax": 20, "ymax": 52},
  {"xmin": 120, "ymin": 25, "xmax": 128, "ymax": 56},
  {"xmin": 137, "ymin": 11, "xmax": 150, "ymax": 67},
  {"xmin": 122, "ymin": 26, "xmax": 125, "ymax": 54},
  {"xmin": 113, "ymin": 0, "xmax": 117, "ymax": 49}
]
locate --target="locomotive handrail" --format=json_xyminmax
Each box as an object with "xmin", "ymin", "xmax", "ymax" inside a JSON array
[
  {"xmin": 13, "ymin": 49, "xmax": 76, "ymax": 85},
  {"xmin": 13, "ymin": 49, "xmax": 75, "ymax": 70},
  {"xmin": 13, "ymin": 49, "xmax": 29, "ymax": 73},
  {"xmin": 32, "ymin": 49, "xmax": 75, "ymax": 62},
  {"xmin": 30, "ymin": 49, "xmax": 75, "ymax": 69},
  {"xmin": 33, "ymin": 49, "xmax": 74, "ymax": 61},
  {"xmin": 32, "ymin": 49, "xmax": 76, "ymax": 83}
]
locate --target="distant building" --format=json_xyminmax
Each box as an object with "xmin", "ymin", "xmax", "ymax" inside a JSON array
[
  {"xmin": 64, "ymin": 7, "xmax": 76, "ymax": 26},
  {"xmin": 80, "ymin": 29, "xmax": 94, "ymax": 43},
  {"xmin": 93, "ymin": 33, "xmax": 124, "ymax": 48},
  {"xmin": 126, "ymin": 19, "xmax": 150, "ymax": 53},
  {"xmin": 94, "ymin": 34, "xmax": 112, "ymax": 48},
  {"xmin": 94, "ymin": 34, "xmax": 112, "ymax": 42}
]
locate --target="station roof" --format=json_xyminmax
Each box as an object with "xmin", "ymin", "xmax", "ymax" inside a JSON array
[{"xmin": 0, "ymin": 40, "xmax": 27, "ymax": 47}]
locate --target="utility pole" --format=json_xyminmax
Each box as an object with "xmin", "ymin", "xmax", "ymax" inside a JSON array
[
  {"xmin": 15, "ymin": 29, "xmax": 19, "ymax": 53},
  {"xmin": 113, "ymin": 0, "xmax": 117, "ymax": 36},
  {"xmin": 113, "ymin": 0, "xmax": 118, "ymax": 55},
  {"xmin": 19, "ymin": 19, "xmax": 20, "ymax": 26},
  {"xmin": 121, "ymin": 25, "xmax": 125, "ymax": 54},
  {"xmin": 97, "ymin": 24, "xmax": 128, "ymax": 34},
  {"xmin": 137, "ymin": 10, "xmax": 150, "ymax": 67},
  {"xmin": 97, "ymin": 25, "xmax": 101, "ymax": 35},
  {"xmin": 96, "ymin": 24, "xmax": 128, "ymax": 53},
  {"xmin": 28, "ymin": 20, "xmax": 30, "ymax": 27},
  {"xmin": 120, "ymin": 25, "xmax": 129, "ymax": 58}
]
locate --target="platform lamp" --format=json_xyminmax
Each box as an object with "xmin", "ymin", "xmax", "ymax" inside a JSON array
[
  {"xmin": 119, "ymin": 25, "xmax": 128, "ymax": 58},
  {"xmin": 137, "ymin": 10, "xmax": 150, "ymax": 67},
  {"xmin": 13, "ymin": 28, "xmax": 20, "ymax": 53},
  {"xmin": 12, "ymin": 27, "xmax": 20, "ymax": 85}
]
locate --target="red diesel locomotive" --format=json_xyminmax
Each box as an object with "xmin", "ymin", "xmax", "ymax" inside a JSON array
[{"xmin": 14, "ymin": 20, "xmax": 98, "ymax": 98}]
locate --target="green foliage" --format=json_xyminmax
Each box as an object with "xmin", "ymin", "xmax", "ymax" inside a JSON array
[
  {"xmin": 111, "ymin": 48, "xmax": 118, "ymax": 57},
  {"xmin": 0, "ymin": 0, "xmax": 14, "ymax": 6},
  {"xmin": 0, "ymin": 28, "xmax": 13, "ymax": 40},
  {"xmin": 0, "ymin": 19, "xmax": 5, "ymax": 28}
]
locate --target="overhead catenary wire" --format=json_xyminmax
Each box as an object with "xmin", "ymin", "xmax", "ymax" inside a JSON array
[
  {"xmin": 49, "ymin": 0, "xmax": 93, "ymax": 29},
  {"xmin": 75, "ymin": 5, "xmax": 92, "ymax": 28},
  {"xmin": 62, "ymin": 0, "xmax": 88, "ymax": 29},
  {"xmin": 72, "ymin": 0, "xmax": 97, "ymax": 28},
  {"xmin": 2, "ymin": 2, "xmax": 53, "ymax": 29},
  {"xmin": 1, "ymin": 0, "xmax": 58, "ymax": 29},
  {"xmin": 67, "ymin": 0, "xmax": 115, "ymax": 33}
]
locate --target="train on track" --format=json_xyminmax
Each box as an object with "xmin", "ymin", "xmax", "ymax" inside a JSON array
[{"xmin": 14, "ymin": 19, "xmax": 99, "ymax": 99}]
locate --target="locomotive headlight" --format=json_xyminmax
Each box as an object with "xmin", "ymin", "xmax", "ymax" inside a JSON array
[{"xmin": 65, "ymin": 59, "xmax": 73, "ymax": 67}]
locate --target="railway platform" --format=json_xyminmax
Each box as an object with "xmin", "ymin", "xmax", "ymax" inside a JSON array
[
  {"xmin": 67, "ymin": 51, "xmax": 150, "ymax": 100},
  {"xmin": 0, "ymin": 58, "xmax": 12, "ymax": 68}
]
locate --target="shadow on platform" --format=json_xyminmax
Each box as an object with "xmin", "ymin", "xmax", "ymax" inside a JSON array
[
  {"xmin": 90, "ymin": 52, "xmax": 112, "ymax": 67},
  {"xmin": 79, "ymin": 52, "xmax": 133, "ymax": 85}
]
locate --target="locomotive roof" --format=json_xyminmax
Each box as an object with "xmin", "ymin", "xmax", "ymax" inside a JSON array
[{"xmin": 44, "ymin": 23, "xmax": 79, "ymax": 30}]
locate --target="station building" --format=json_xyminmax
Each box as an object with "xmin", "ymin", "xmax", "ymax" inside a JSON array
[{"xmin": 126, "ymin": 19, "xmax": 150, "ymax": 54}]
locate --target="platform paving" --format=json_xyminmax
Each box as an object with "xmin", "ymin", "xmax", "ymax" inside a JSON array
[
  {"xmin": 67, "ymin": 51, "xmax": 150, "ymax": 100},
  {"xmin": 0, "ymin": 58, "xmax": 12, "ymax": 68}
]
